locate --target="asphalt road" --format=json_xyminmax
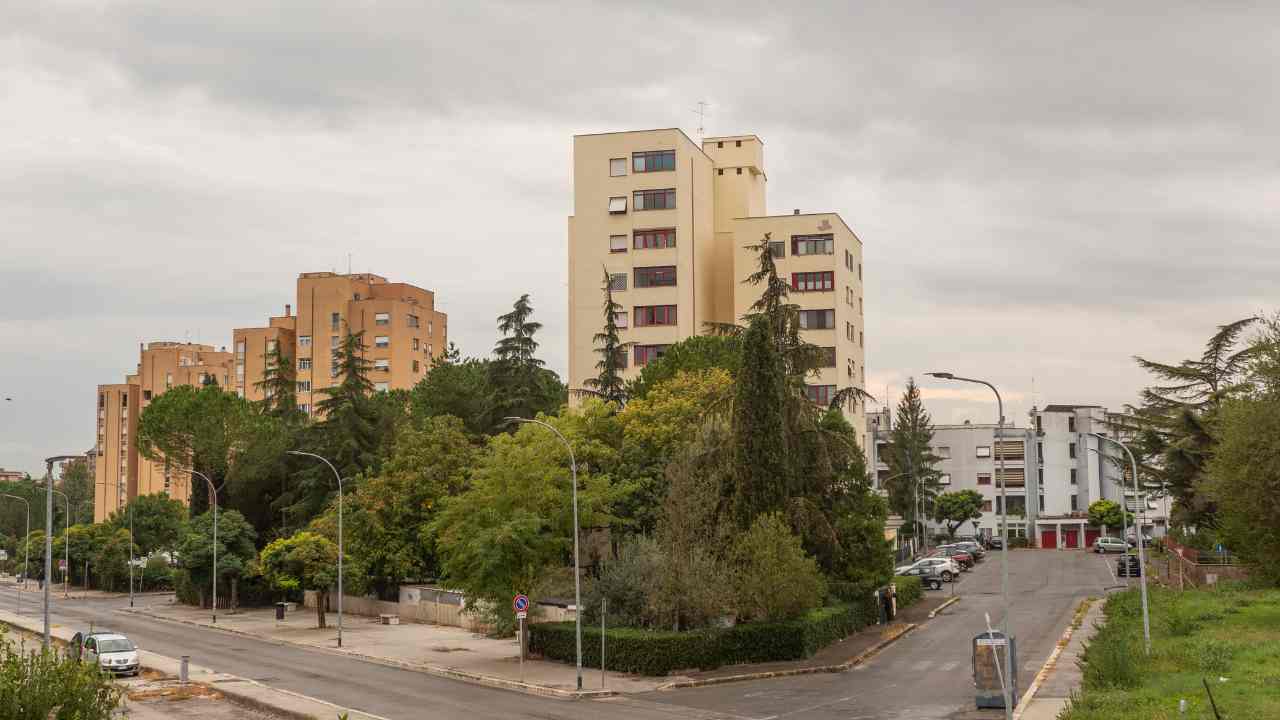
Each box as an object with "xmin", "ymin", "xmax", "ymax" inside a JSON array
[
  {"xmin": 0, "ymin": 550, "xmax": 1112, "ymax": 720},
  {"xmin": 640, "ymin": 549, "xmax": 1115, "ymax": 720}
]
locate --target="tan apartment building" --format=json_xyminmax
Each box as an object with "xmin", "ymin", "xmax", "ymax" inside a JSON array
[
  {"xmin": 233, "ymin": 305, "xmax": 298, "ymax": 404},
  {"xmin": 567, "ymin": 130, "xmax": 867, "ymax": 449}
]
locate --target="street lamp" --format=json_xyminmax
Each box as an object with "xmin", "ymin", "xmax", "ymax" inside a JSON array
[
  {"xmin": 1, "ymin": 493, "xmax": 29, "ymax": 616},
  {"xmin": 188, "ymin": 470, "xmax": 224, "ymax": 624},
  {"xmin": 287, "ymin": 451, "xmax": 345, "ymax": 649},
  {"xmin": 1087, "ymin": 447, "xmax": 1132, "ymax": 551},
  {"xmin": 42, "ymin": 455, "xmax": 79, "ymax": 649},
  {"xmin": 27, "ymin": 478, "xmax": 71, "ymax": 599},
  {"xmin": 927, "ymin": 372, "xmax": 1012, "ymax": 720},
  {"xmin": 505, "ymin": 416, "xmax": 583, "ymax": 692},
  {"xmin": 1090, "ymin": 433, "xmax": 1151, "ymax": 656}
]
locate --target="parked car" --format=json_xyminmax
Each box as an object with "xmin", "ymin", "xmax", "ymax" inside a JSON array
[
  {"xmin": 896, "ymin": 565, "xmax": 945, "ymax": 590},
  {"xmin": 1117, "ymin": 555, "xmax": 1142, "ymax": 578},
  {"xmin": 1093, "ymin": 537, "xmax": 1129, "ymax": 554},
  {"xmin": 70, "ymin": 631, "xmax": 140, "ymax": 676},
  {"xmin": 947, "ymin": 541, "xmax": 986, "ymax": 560},
  {"xmin": 928, "ymin": 547, "xmax": 974, "ymax": 570},
  {"xmin": 1125, "ymin": 532, "xmax": 1155, "ymax": 547},
  {"xmin": 895, "ymin": 557, "xmax": 960, "ymax": 582},
  {"xmin": 986, "ymin": 536, "xmax": 1004, "ymax": 550}
]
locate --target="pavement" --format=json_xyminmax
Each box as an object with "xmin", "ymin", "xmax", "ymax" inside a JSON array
[{"xmin": 1014, "ymin": 596, "xmax": 1105, "ymax": 720}]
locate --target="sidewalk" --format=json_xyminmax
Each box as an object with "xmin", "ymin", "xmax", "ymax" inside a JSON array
[{"xmin": 1014, "ymin": 597, "xmax": 1105, "ymax": 720}]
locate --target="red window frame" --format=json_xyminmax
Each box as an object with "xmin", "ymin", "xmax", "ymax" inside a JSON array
[
  {"xmin": 634, "ymin": 188, "xmax": 677, "ymax": 210},
  {"xmin": 804, "ymin": 384, "xmax": 835, "ymax": 405},
  {"xmin": 634, "ymin": 344, "xmax": 671, "ymax": 366},
  {"xmin": 633, "ymin": 228, "xmax": 676, "ymax": 249},
  {"xmin": 791, "ymin": 271, "xmax": 834, "ymax": 292},
  {"xmin": 635, "ymin": 305, "xmax": 677, "ymax": 327},
  {"xmin": 635, "ymin": 266, "xmax": 677, "ymax": 288}
]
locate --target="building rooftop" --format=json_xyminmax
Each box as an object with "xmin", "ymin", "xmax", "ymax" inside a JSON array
[{"xmin": 1040, "ymin": 404, "xmax": 1102, "ymax": 413}]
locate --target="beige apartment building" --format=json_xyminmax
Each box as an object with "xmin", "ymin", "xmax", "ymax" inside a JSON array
[
  {"xmin": 232, "ymin": 305, "xmax": 298, "ymax": 404},
  {"xmin": 567, "ymin": 129, "xmax": 867, "ymax": 449}
]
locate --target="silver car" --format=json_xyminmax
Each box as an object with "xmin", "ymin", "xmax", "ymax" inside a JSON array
[
  {"xmin": 1093, "ymin": 537, "xmax": 1129, "ymax": 554},
  {"xmin": 72, "ymin": 631, "xmax": 140, "ymax": 676},
  {"xmin": 895, "ymin": 557, "xmax": 960, "ymax": 582}
]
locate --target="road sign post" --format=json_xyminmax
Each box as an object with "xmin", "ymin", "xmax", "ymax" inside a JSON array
[{"xmin": 514, "ymin": 594, "xmax": 530, "ymax": 682}]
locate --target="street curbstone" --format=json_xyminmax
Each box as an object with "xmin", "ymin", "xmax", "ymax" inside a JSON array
[{"xmin": 928, "ymin": 596, "xmax": 961, "ymax": 618}]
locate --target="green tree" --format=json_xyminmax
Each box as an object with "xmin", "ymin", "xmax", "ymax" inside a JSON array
[
  {"xmin": 732, "ymin": 512, "xmax": 827, "ymax": 622},
  {"xmin": 58, "ymin": 458, "xmax": 94, "ymax": 526},
  {"xmin": 828, "ymin": 478, "xmax": 893, "ymax": 597},
  {"xmin": 313, "ymin": 329, "xmax": 380, "ymax": 477},
  {"xmin": 581, "ymin": 267, "xmax": 629, "ymax": 406},
  {"xmin": 487, "ymin": 294, "xmax": 565, "ymax": 430},
  {"xmin": 1087, "ymin": 499, "xmax": 1130, "ymax": 537},
  {"xmin": 625, "ymin": 335, "xmax": 742, "ymax": 400},
  {"xmin": 932, "ymin": 490, "xmax": 986, "ymax": 539},
  {"xmin": 54, "ymin": 524, "xmax": 99, "ymax": 588},
  {"xmin": 259, "ymin": 531, "xmax": 339, "ymax": 628},
  {"xmin": 107, "ymin": 493, "xmax": 187, "ymax": 558},
  {"xmin": 0, "ymin": 626, "xmax": 123, "ymax": 718},
  {"xmin": 884, "ymin": 379, "xmax": 943, "ymax": 535},
  {"xmin": 732, "ymin": 316, "xmax": 789, "ymax": 527},
  {"xmin": 90, "ymin": 527, "xmax": 135, "ymax": 593},
  {"xmin": 254, "ymin": 342, "xmax": 300, "ymax": 419},
  {"xmin": 177, "ymin": 510, "xmax": 257, "ymax": 611},
  {"xmin": 1206, "ymin": 395, "xmax": 1280, "ymax": 585},
  {"xmin": 409, "ymin": 356, "xmax": 492, "ymax": 436}
]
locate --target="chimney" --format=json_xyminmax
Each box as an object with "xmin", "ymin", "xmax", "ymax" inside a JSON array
[
  {"xmin": 285, "ymin": 303, "xmax": 292, "ymax": 317},
  {"xmin": 793, "ymin": 208, "xmax": 800, "ymax": 215}
]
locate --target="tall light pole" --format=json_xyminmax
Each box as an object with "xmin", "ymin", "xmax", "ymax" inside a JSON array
[
  {"xmin": 505, "ymin": 417, "xmax": 583, "ymax": 692},
  {"xmin": 927, "ymin": 373, "xmax": 1011, "ymax": 719},
  {"xmin": 1, "ymin": 494, "xmax": 29, "ymax": 616},
  {"xmin": 27, "ymin": 478, "xmax": 71, "ymax": 599},
  {"xmin": 287, "ymin": 451, "xmax": 345, "ymax": 649},
  {"xmin": 42, "ymin": 455, "xmax": 78, "ymax": 649},
  {"xmin": 1087, "ymin": 447, "xmax": 1131, "ymax": 549},
  {"xmin": 1091, "ymin": 433, "xmax": 1151, "ymax": 655},
  {"xmin": 189, "ymin": 470, "xmax": 224, "ymax": 624}
]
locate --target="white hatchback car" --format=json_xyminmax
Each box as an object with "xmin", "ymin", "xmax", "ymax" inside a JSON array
[
  {"xmin": 73, "ymin": 632, "xmax": 140, "ymax": 676},
  {"xmin": 895, "ymin": 557, "xmax": 961, "ymax": 582}
]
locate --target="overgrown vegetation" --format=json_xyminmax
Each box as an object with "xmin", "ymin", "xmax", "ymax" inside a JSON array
[{"xmin": 0, "ymin": 627, "xmax": 122, "ymax": 719}]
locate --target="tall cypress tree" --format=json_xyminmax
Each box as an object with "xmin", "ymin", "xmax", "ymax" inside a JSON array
[
  {"xmin": 314, "ymin": 329, "xmax": 379, "ymax": 480},
  {"xmin": 488, "ymin": 294, "xmax": 563, "ymax": 427},
  {"xmin": 582, "ymin": 267, "xmax": 629, "ymax": 406},
  {"xmin": 254, "ymin": 343, "xmax": 298, "ymax": 418},
  {"xmin": 494, "ymin": 294, "xmax": 543, "ymax": 367},
  {"xmin": 884, "ymin": 378, "xmax": 943, "ymax": 534},
  {"xmin": 732, "ymin": 316, "xmax": 789, "ymax": 528}
]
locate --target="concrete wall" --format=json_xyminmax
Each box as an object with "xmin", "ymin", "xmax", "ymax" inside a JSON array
[{"xmin": 304, "ymin": 589, "xmax": 491, "ymax": 632}]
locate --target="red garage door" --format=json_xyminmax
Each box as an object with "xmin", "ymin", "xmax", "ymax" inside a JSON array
[
  {"xmin": 1041, "ymin": 529, "xmax": 1057, "ymax": 549},
  {"xmin": 1064, "ymin": 529, "xmax": 1080, "ymax": 549},
  {"xmin": 1085, "ymin": 529, "xmax": 1101, "ymax": 547}
]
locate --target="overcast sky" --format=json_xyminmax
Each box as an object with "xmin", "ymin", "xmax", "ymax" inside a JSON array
[{"xmin": 2, "ymin": 2, "xmax": 1277, "ymax": 475}]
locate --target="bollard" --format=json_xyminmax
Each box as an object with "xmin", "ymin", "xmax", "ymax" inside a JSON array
[{"xmin": 180, "ymin": 655, "xmax": 189, "ymax": 684}]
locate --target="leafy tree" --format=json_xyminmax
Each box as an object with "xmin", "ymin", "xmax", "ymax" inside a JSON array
[
  {"xmin": 107, "ymin": 493, "xmax": 187, "ymax": 558},
  {"xmin": 1206, "ymin": 394, "xmax": 1280, "ymax": 585},
  {"xmin": 409, "ymin": 356, "xmax": 493, "ymax": 436},
  {"xmin": 932, "ymin": 490, "xmax": 985, "ymax": 539},
  {"xmin": 732, "ymin": 512, "xmax": 826, "ymax": 622},
  {"xmin": 884, "ymin": 379, "xmax": 944, "ymax": 535},
  {"xmin": 54, "ymin": 524, "xmax": 98, "ymax": 588},
  {"xmin": 431, "ymin": 402, "xmax": 624, "ymax": 630},
  {"xmin": 178, "ymin": 510, "xmax": 257, "ymax": 611},
  {"xmin": 827, "ymin": 478, "xmax": 893, "ymax": 597},
  {"xmin": 1087, "ymin": 499, "xmax": 1130, "ymax": 536},
  {"xmin": 258, "ymin": 531, "xmax": 339, "ymax": 628},
  {"xmin": 254, "ymin": 342, "xmax": 300, "ymax": 419},
  {"xmin": 0, "ymin": 626, "xmax": 124, "ymax": 718},
  {"xmin": 90, "ymin": 527, "xmax": 135, "ymax": 593},
  {"xmin": 626, "ymin": 335, "xmax": 741, "ymax": 400},
  {"xmin": 487, "ymin": 294, "xmax": 566, "ymax": 430},
  {"xmin": 581, "ymin": 267, "xmax": 630, "ymax": 406},
  {"xmin": 58, "ymin": 459, "xmax": 94, "ymax": 526},
  {"xmin": 494, "ymin": 293, "xmax": 543, "ymax": 367},
  {"xmin": 732, "ymin": 316, "xmax": 789, "ymax": 527}
]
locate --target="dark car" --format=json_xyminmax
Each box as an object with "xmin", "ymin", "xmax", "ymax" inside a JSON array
[
  {"xmin": 1116, "ymin": 555, "xmax": 1143, "ymax": 578},
  {"xmin": 896, "ymin": 565, "xmax": 945, "ymax": 590},
  {"xmin": 947, "ymin": 541, "xmax": 986, "ymax": 560},
  {"xmin": 928, "ymin": 547, "xmax": 974, "ymax": 570},
  {"xmin": 986, "ymin": 536, "xmax": 1004, "ymax": 550}
]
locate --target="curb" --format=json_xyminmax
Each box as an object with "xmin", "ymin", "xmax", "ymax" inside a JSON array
[
  {"xmin": 118, "ymin": 607, "xmax": 616, "ymax": 701},
  {"xmin": 654, "ymin": 622, "xmax": 918, "ymax": 691},
  {"xmin": 929, "ymin": 596, "xmax": 961, "ymax": 618},
  {"xmin": 1011, "ymin": 597, "xmax": 1096, "ymax": 720}
]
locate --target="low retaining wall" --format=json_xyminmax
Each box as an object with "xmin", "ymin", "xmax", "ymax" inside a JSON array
[
  {"xmin": 303, "ymin": 589, "xmax": 491, "ymax": 632},
  {"xmin": 1155, "ymin": 549, "xmax": 1250, "ymax": 590}
]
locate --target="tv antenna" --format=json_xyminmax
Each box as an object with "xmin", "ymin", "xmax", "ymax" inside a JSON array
[{"xmin": 694, "ymin": 101, "xmax": 710, "ymax": 140}]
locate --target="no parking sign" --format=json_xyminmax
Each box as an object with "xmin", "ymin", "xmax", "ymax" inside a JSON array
[{"xmin": 513, "ymin": 594, "xmax": 529, "ymax": 620}]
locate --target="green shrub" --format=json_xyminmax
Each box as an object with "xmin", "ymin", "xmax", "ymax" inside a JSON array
[
  {"xmin": 731, "ymin": 512, "xmax": 826, "ymax": 622},
  {"xmin": 1196, "ymin": 638, "xmax": 1235, "ymax": 674},
  {"xmin": 0, "ymin": 626, "xmax": 122, "ymax": 718},
  {"xmin": 1079, "ymin": 629, "xmax": 1141, "ymax": 690},
  {"xmin": 1163, "ymin": 607, "xmax": 1201, "ymax": 637},
  {"xmin": 530, "ymin": 596, "xmax": 880, "ymax": 675},
  {"xmin": 895, "ymin": 576, "xmax": 923, "ymax": 608}
]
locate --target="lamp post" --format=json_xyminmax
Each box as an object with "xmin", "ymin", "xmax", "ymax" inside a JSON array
[
  {"xmin": 42, "ymin": 455, "xmax": 78, "ymax": 649},
  {"xmin": 1, "ymin": 494, "xmax": 29, "ymax": 616},
  {"xmin": 1087, "ymin": 447, "xmax": 1132, "ymax": 552},
  {"xmin": 505, "ymin": 416, "xmax": 583, "ymax": 692},
  {"xmin": 287, "ymin": 451, "xmax": 345, "ymax": 649},
  {"xmin": 189, "ymin": 470, "xmax": 223, "ymax": 624},
  {"xmin": 27, "ymin": 478, "xmax": 71, "ymax": 599},
  {"xmin": 927, "ymin": 373, "xmax": 1011, "ymax": 720},
  {"xmin": 1090, "ymin": 433, "xmax": 1151, "ymax": 655}
]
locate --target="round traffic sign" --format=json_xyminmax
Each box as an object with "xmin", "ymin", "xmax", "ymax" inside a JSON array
[{"xmin": 513, "ymin": 594, "xmax": 529, "ymax": 613}]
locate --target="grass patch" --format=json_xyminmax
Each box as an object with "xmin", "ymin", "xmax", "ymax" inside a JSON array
[{"xmin": 1062, "ymin": 585, "xmax": 1280, "ymax": 720}]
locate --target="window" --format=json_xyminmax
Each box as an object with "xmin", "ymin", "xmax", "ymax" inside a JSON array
[
  {"xmin": 331, "ymin": 312, "xmax": 340, "ymax": 331},
  {"xmin": 613, "ymin": 349, "xmax": 629, "ymax": 369},
  {"xmin": 1070, "ymin": 495, "xmax": 1079, "ymax": 512},
  {"xmin": 1070, "ymin": 468, "xmax": 1078, "ymax": 485},
  {"xmin": 297, "ymin": 380, "xmax": 312, "ymax": 392},
  {"xmin": 982, "ymin": 500, "xmax": 993, "ymax": 512},
  {"xmin": 99, "ymin": 393, "xmax": 105, "ymax": 409},
  {"xmin": 1035, "ymin": 415, "xmax": 1043, "ymax": 433},
  {"xmin": 858, "ymin": 263, "xmax": 862, "ymax": 280},
  {"xmin": 936, "ymin": 446, "xmax": 952, "ymax": 459},
  {"xmin": 1069, "ymin": 442, "xmax": 1077, "ymax": 459},
  {"xmin": 408, "ymin": 314, "xmax": 420, "ymax": 328},
  {"xmin": 375, "ymin": 336, "xmax": 390, "ymax": 349},
  {"xmin": 1037, "ymin": 441, "xmax": 1044, "ymax": 463},
  {"xmin": 634, "ymin": 344, "xmax": 670, "ymax": 366},
  {"xmin": 165, "ymin": 373, "xmax": 173, "ymax": 389},
  {"xmin": 804, "ymin": 384, "xmax": 835, "ymax": 405},
  {"xmin": 142, "ymin": 390, "xmax": 152, "ymax": 401},
  {"xmin": 235, "ymin": 341, "xmax": 246, "ymax": 355},
  {"xmin": 717, "ymin": 168, "xmax": 724, "ymax": 175},
  {"xmin": 1068, "ymin": 416, "xmax": 1076, "ymax": 432},
  {"xmin": 977, "ymin": 473, "xmax": 992, "ymax": 485},
  {"xmin": 791, "ymin": 271, "xmax": 834, "ymax": 292},
  {"xmin": 635, "ymin": 266, "xmax": 676, "ymax": 287},
  {"xmin": 428, "ymin": 320, "xmax": 433, "ymax": 337},
  {"xmin": 609, "ymin": 157, "xmax": 627, "ymax": 176},
  {"xmin": 375, "ymin": 312, "xmax": 390, "ymax": 326},
  {"xmin": 1039, "ymin": 495, "xmax": 1046, "ymax": 512},
  {"xmin": 375, "ymin": 381, "xmax": 390, "ymax": 392},
  {"xmin": 632, "ymin": 150, "xmax": 675, "ymax": 172},
  {"xmin": 860, "ymin": 331, "xmax": 864, "ymax": 347},
  {"xmin": 818, "ymin": 347, "xmax": 837, "ymax": 367},
  {"xmin": 299, "ymin": 335, "xmax": 312, "ymax": 348},
  {"xmin": 374, "ymin": 359, "xmax": 390, "ymax": 372},
  {"xmin": 299, "ymin": 358, "xmax": 312, "ymax": 370},
  {"xmin": 633, "ymin": 188, "xmax": 676, "ymax": 210},
  {"xmin": 121, "ymin": 394, "xmax": 129, "ymax": 408},
  {"xmin": 413, "ymin": 360, "xmax": 420, "ymax": 373},
  {"xmin": 1038, "ymin": 467, "xmax": 1045, "ymax": 486},
  {"xmin": 798, "ymin": 309, "xmax": 835, "ymax": 329},
  {"xmin": 976, "ymin": 445, "xmax": 991, "ymax": 458},
  {"xmin": 267, "ymin": 339, "xmax": 277, "ymax": 353},
  {"xmin": 613, "ymin": 311, "xmax": 628, "ymax": 328},
  {"xmin": 331, "ymin": 335, "xmax": 340, "ymax": 349},
  {"xmin": 792, "ymin": 234, "xmax": 834, "ymax": 256},
  {"xmin": 939, "ymin": 473, "xmax": 952, "ymax": 485},
  {"xmin": 300, "ymin": 404, "xmax": 310, "ymax": 415},
  {"xmin": 609, "ymin": 273, "xmax": 627, "ymax": 292},
  {"xmin": 609, "ymin": 235, "xmax": 628, "ymax": 253},
  {"xmin": 608, "ymin": 196, "xmax": 627, "ymax": 214},
  {"xmin": 633, "ymin": 228, "xmax": 676, "ymax": 249},
  {"xmin": 768, "ymin": 240, "xmax": 785, "ymax": 258},
  {"xmin": 412, "ymin": 338, "xmax": 420, "ymax": 351},
  {"xmin": 635, "ymin": 305, "xmax": 677, "ymax": 326}
]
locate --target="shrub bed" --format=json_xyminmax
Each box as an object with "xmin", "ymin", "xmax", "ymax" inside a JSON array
[
  {"xmin": 895, "ymin": 575, "xmax": 923, "ymax": 608},
  {"xmin": 530, "ymin": 595, "xmax": 880, "ymax": 676}
]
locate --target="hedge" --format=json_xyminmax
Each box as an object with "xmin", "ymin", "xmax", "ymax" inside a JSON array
[
  {"xmin": 896, "ymin": 575, "xmax": 923, "ymax": 608},
  {"xmin": 529, "ymin": 595, "xmax": 881, "ymax": 676}
]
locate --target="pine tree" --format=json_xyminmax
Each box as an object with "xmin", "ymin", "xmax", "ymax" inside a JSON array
[
  {"xmin": 884, "ymin": 379, "xmax": 943, "ymax": 536},
  {"xmin": 254, "ymin": 343, "xmax": 298, "ymax": 418},
  {"xmin": 313, "ymin": 329, "xmax": 379, "ymax": 480},
  {"xmin": 494, "ymin": 294, "xmax": 544, "ymax": 367},
  {"xmin": 488, "ymin": 294, "xmax": 563, "ymax": 427},
  {"xmin": 582, "ymin": 267, "xmax": 629, "ymax": 406},
  {"xmin": 732, "ymin": 316, "xmax": 789, "ymax": 528}
]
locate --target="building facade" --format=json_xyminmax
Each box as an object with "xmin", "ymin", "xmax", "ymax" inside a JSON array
[{"xmin": 567, "ymin": 129, "xmax": 867, "ymax": 447}]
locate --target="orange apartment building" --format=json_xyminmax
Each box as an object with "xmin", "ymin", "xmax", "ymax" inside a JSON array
[{"xmin": 93, "ymin": 272, "xmax": 448, "ymax": 521}]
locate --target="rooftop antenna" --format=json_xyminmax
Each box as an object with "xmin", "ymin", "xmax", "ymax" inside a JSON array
[
  {"xmin": 347, "ymin": 253, "xmax": 352, "ymax": 275},
  {"xmin": 694, "ymin": 101, "xmax": 709, "ymax": 141}
]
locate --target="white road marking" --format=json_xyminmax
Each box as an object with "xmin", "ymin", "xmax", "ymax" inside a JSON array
[
  {"xmin": 939, "ymin": 661, "xmax": 959, "ymax": 672},
  {"xmin": 755, "ymin": 694, "xmax": 857, "ymax": 720},
  {"xmin": 910, "ymin": 660, "xmax": 932, "ymax": 672}
]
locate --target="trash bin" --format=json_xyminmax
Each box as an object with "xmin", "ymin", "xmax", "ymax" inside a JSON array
[
  {"xmin": 275, "ymin": 602, "xmax": 286, "ymax": 620},
  {"xmin": 973, "ymin": 630, "xmax": 1017, "ymax": 709}
]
